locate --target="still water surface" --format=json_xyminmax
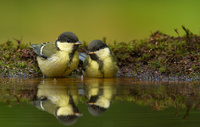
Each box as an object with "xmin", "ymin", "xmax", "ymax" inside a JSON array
[{"xmin": 0, "ymin": 77, "xmax": 200, "ymax": 127}]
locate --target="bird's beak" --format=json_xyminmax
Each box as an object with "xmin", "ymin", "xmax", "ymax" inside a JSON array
[
  {"xmin": 74, "ymin": 41, "xmax": 82, "ymax": 45},
  {"xmin": 87, "ymin": 102, "xmax": 95, "ymax": 105},
  {"xmin": 87, "ymin": 51, "xmax": 95, "ymax": 55},
  {"xmin": 74, "ymin": 112, "xmax": 83, "ymax": 117}
]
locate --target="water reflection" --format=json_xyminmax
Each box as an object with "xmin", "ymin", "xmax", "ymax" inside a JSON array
[
  {"xmin": 115, "ymin": 81, "xmax": 200, "ymax": 120},
  {"xmin": 84, "ymin": 78, "xmax": 117, "ymax": 116},
  {"xmin": 33, "ymin": 79, "xmax": 82, "ymax": 126},
  {"xmin": 0, "ymin": 78, "xmax": 200, "ymax": 127},
  {"xmin": 33, "ymin": 78, "xmax": 118, "ymax": 125}
]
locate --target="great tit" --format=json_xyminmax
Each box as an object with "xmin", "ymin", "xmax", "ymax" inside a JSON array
[
  {"xmin": 33, "ymin": 80, "xmax": 82, "ymax": 125},
  {"xmin": 30, "ymin": 32, "xmax": 82, "ymax": 78},
  {"xmin": 83, "ymin": 40, "xmax": 118, "ymax": 78},
  {"xmin": 84, "ymin": 78, "xmax": 117, "ymax": 116}
]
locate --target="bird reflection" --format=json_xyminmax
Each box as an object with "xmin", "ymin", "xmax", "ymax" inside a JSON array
[
  {"xmin": 33, "ymin": 79, "xmax": 82, "ymax": 126},
  {"xmin": 84, "ymin": 78, "xmax": 117, "ymax": 116}
]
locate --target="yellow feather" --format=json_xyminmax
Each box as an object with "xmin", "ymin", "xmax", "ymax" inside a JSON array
[
  {"xmin": 37, "ymin": 51, "xmax": 79, "ymax": 77},
  {"xmin": 85, "ymin": 48, "xmax": 118, "ymax": 78}
]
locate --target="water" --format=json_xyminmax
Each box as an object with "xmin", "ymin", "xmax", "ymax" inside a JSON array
[{"xmin": 0, "ymin": 77, "xmax": 200, "ymax": 127}]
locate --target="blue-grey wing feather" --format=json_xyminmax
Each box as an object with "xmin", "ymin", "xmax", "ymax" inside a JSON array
[
  {"xmin": 79, "ymin": 52, "xmax": 87, "ymax": 62},
  {"xmin": 30, "ymin": 43, "xmax": 45, "ymax": 57},
  {"xmin": 30, "ymin": 42, "xmax": 56, "ymax": 59}
]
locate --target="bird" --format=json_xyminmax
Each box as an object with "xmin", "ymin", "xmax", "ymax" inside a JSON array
[
  {"xmin": 83, "ymin": 40, "xmax": 119, "ymax": 78},
  {"xmin": 33, "ymin": 80, "xmax": 82, "ymax": 125},
  {"xmin": 30, "ymin": 32, "xmax": 82, "ymax": 78},
  {"xmin": 84, "ymin": 78, "xmax": 117, "ymax": 116}
]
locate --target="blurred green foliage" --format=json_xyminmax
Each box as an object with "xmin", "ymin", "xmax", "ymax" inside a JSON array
[{"xmin": 0, "ymin": 0, "xmax": 200, "ymax": 44}]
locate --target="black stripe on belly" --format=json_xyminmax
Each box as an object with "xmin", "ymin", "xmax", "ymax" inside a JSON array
[{"xmin": 64, "ymin": 52, "xmax": 75, "ymax": 72}]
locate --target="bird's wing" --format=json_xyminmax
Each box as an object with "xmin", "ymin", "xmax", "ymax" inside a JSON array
[
  {"xmin": 41, "ymin": 42, "xmax": 58, "ymax": 58},
  {"xmin": 111, "ymin": 52, "xmax": 118, "ymax": 65},
  {"xmin": 30, "ymin": 42, "xmax": 58, "ymax": 58},
  {"xmin": 30, "ymin": 43, "xmax": 45, "ymax": 56},
  {"xmin": 83, "ymin": 56, "xmax": 90, "ymax": 71},
  {"xmin": 78, "ymin": 52, "xmax": 87, "ymax": 62}
]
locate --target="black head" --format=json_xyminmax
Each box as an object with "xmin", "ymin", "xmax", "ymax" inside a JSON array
[
  {"xmin": 88, "ymin": 104, "xmax": 107, "ymax": 116},
  {"xmin": 57, "ymin": 115, "xmax": 79, "ymax": 126},
  {"xmin": 88, "ymin": 40, "xmax": 108, "ymax": 52},
  {"xmin": 56, "ymin": 31, "xmax": 82, "ymax": 53},
  {"xmin": 87, "ymin": 95, "xmax": 107, "ymax": 116},
  {"xmin": 55, "ymin": 105, "xmax": 82, "ymax": 126},
  {"xmin": 57, "ymin": 31, "xmax": 79, "ymax": 43}
]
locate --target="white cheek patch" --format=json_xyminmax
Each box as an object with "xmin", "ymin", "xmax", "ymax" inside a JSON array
[
  {"xmin": 57, "ymin": 41, "xmax": 73, "ymax": 52},
  {"xmin": 57, "ymin": 107, "xmax": 74, "ymax": 116},
  {"xmin": 40, "ymin": 45, "xmax": 45, "ymax": 55},
  {"xmin": 95, "ymin": 97, "xmax": 110, "ymax": 108},
  {"xmin": 95, "ymin": 47, "xmax": 111, "ymax": 59}
]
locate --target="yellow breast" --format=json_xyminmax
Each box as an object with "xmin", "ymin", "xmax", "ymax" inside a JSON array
[
  {"xmin": 102, "ymin": 57, "xmax": 118, "ymax": 77},
  {"xmin": 85, "ymin": 56, "xmax": 118, "ymax": 78},
  {"xmin": 37, "ymin": 51, "xmax": 79, "ymax": 77},
  {"xmin": 85, "ymin": 59, "xmax": 102, "ymax": 77}
]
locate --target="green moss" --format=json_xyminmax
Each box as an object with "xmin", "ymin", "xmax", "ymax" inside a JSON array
[
  {"xmin": 142, "ymin": 54, "xmax": 150, "ymax": 59},
  {"xmin": 18, "ymin": 62, "xmax": 25, "ymax": 68},
  {"xmin": 0, "ymin": 39, "xmax": 42, "ymax": 77},
  {"xmin": 147, "ymin": 43, "xmax": 156, "ymax": 50},
  {"xmin": 192, "ymin": 65, "xmax": 198, "ymax": 71},
  {"xmin": 159, "ymin": 67, "xmax": 166, "ymax": 73},
  {"xmin": 110, "ymin": 26, "xmax": 200, "ymax": 80},
  {"xmin": 0, "ymin": 26, "xmax": 200, "ymax": 80}
]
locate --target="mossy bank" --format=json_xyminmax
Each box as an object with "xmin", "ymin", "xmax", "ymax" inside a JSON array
[{"xmin": 0, "ymin": 26, "xmax": 200, "ymax": 81}]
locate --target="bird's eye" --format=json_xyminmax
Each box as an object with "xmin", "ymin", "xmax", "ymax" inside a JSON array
[
  {"xmin": 67, "ymin": 39, "xmax": 70, "ymax": 42},
  {"xmin": 96, "ymin": 47, "xmax": 100, "ymax": 51}
]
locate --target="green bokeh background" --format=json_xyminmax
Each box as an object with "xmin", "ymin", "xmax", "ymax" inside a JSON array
[{"xmin": 0, "ymin": 0, "xmax": 200, "ymax": 44}]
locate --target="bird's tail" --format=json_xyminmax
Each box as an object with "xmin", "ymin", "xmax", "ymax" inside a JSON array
[{"xmin": 30, "ymin": 44, "xmax": 44, "ymax": 56}]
